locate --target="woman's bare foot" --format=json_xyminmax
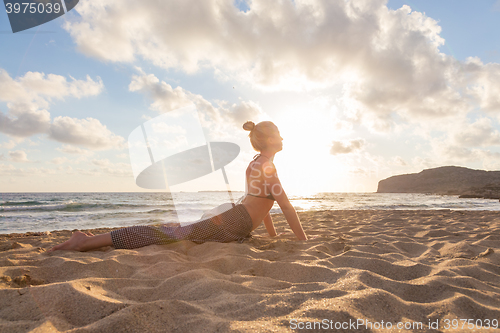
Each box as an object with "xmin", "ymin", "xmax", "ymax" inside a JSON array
[{"xmin": 47, "ymin": 231, "xmax": 90, "ymax": 252}]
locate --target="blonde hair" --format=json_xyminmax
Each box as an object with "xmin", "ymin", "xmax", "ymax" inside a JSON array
[{"xmin": 243, "ymin": 120, "xmax": 278, "ymax": 152}]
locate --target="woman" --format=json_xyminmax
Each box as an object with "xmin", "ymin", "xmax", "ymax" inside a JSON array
[{"xmin": 48, "ymin": 121, "xmax": 307, "ymax": 252}]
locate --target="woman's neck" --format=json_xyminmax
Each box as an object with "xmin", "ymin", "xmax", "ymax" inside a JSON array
[{"xmin": 259, "ymin": 151, "xmax": 275, "ymax": 161}]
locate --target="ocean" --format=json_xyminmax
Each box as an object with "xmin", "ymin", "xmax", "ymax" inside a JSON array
[{"xmin": 1, "ymin": 192, "xmax": 499, "ymax": 234}]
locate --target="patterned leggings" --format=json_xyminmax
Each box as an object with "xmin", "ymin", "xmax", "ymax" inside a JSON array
[{"xmin": 110, "ymin": 204, "xmax": 253, "ymax": 249}]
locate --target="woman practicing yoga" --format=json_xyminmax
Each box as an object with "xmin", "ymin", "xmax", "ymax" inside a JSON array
[{"xmin": 48, "ymin": 121, "xmax": 308, "ymax": 252}]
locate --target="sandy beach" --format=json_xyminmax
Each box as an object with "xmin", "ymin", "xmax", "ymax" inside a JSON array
[{"xmin": 1, "ymin": 209, "xmax": 499, "ymax": 332}]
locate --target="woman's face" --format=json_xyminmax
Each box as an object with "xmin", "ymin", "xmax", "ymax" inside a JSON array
[{"xmin": 268, "ymin": 130, "xmax": 283, "ymax": 152}]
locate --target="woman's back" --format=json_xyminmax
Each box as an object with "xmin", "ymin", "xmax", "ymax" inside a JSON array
[
  {"xmin": 240, "ymin": 155, "xmax": 276, "ymax": 228},
  {"xmin": 245, "ymin": 154, "xmax": 277, "ymax": 200}
]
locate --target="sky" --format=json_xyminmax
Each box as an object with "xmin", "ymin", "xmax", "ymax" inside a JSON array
[{"xmin": 1, "ymin": 0, "xmax": 500, "ymax": 194}]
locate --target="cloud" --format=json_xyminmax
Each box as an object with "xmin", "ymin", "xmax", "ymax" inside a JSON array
[
  {"xmin": 0, "ymin": 139, "xmax": 18, "ymax": 149},
  {"xmin": 150, "ymin": 123, "xmax": 186, "ymax": 135},
  {"xmin": 16, "ymin": 72, "xmax": 103, "ymax": 100},
  {"xmin": 481, "ymin": 151, "xmax": 500, "ymax": 170},
  {"xmin": 452, "ymin": 118, "xmax": 500, "ymax": 147},
  {"xmin": 0, "ymin": 104, "xmax": 51, "ymax": 137},
  {"xmin": 0, "ymin": 163, "xmax": 18, "ymax": 175},
  {"xmin": 8, "ymin": 150, "xmax": 30, "ymax": 163},
  {"xmin": 86, "ymin": 160, "xmax": 133, "ymax": 177},
  {"xmin": 406, "ymin": 117, "xmax": 500, "ymax": 169},
  {"xmin": 129, "ymin": 73, "xmax": 264, "ymax": 130},
  {"xmin": 56, "ymin": 144, "xmax": 94, "ymax": 155},
  {"xmin": 64, "ymin": 0, "xmax": 500, "ymax": 134},
  {"xmin": 75, "ymin": 168, "xmax": 101, "ymax": 176},
  {"xmin": 0, "ymin": 69, "xmax": 116, "ymax": 151},
  {"xmin": 0, "ymin": 163, "xmax": 57, "ymax": 176},
  {"xmin": 51, "ymin": 157, "xmax": 68, "ymax": 165},
  {"xmin": 100, "ymin": 162, "xmax": 133, "ymax": 177},
  {"xmin": 330, "ymin": 138, "xmax": 365, "ymax": 155},
  {"xmin": 227, "ymin": 101, "xmax": 263, "ymax": 127},
  {"xmin": 67, "ymin": 0, "xmax": 398, "ymax": 86},
  {"xmin": 91, "ymin": 158, "xmax": 110, "ymax": 167},
  {"xmin": 428, "ymin": 136, "xmax": 499, "ymax": 166},
  {"xmin": 57, "ymin": 165, "xmax": 74, "ymax": 174},
  {"xmin": 0, "ymin": 69, "xmax": 103, "ymax": 106},
  {"xmin": 465, "ymin": 58, "xmax": 500, "ymax": 113},
  {"xmin": 129, "ymin": 74, "xmax": 193, "ymax": 112},
  {"xmin": 391, "ymin": 156, "xmax": 407, "ymax": 167},
  {"xmin": 48, "ymin": 116, "xmax": 125, "ymax": 150}
]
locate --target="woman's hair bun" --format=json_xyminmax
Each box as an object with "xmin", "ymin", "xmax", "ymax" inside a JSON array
[{"xmin": 243, "ymin": 121, "xmax": 255, "ymax": 131}]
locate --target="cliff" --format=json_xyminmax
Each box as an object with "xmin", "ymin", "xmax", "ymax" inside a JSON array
[{"xmin": 377, "ymin": 166, "xmax": 500, "ymax": 199}]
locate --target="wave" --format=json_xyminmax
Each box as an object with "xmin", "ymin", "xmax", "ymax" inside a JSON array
[
  {"xmin": 0, "ymin": 202, "xmax": 164, "ymax": 213},
  {"xmin": 147, "ymin": 209, "xmax": 172, "ymax": 214},
  {"xmin": 0, "ymin": 200, "xmax": 46, "ymax": 207}
]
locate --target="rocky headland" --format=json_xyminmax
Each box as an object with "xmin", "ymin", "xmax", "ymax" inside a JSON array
[{"xmin": 377, "ymin": 166, "xmax": 500, "ymax": 199}]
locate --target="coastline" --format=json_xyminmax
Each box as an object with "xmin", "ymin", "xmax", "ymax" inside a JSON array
[
  {"xmin": 2, "ymin": 192, "xmax": 500, "ymax": 236},
  {"xmin": 1, "ymin": 209, "xmax": 499, "ymax": 332}
]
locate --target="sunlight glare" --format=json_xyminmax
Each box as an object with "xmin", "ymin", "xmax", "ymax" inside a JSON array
[{"xmin": 273, "ymin": 104, "xmax": 351, "ymax": 195}]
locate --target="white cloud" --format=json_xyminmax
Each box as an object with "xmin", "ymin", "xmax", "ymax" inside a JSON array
[
  {"xmin": 391, "ymin": 156, "xmax": 408, "ymax": 167},
  {"xmin": 452, "ymin": 118, "xmax": 500, "ymax": 147},
  {"xmin": 91, "ymin": 158, "xmax": 110, "ymax": 167},
  {"xmin": 57, "ymin": 165, "xmax": 74, "ymax": 174},
  {"xmin": 481, "ymin": 151, "xmax": 500, "ymax": 170},
  {"xmin": 67, "ymin": 0, "xmax": 396, "ymax": 86},
  {"xmin": 100, "ymin": 162, "xmax": 133, "ymax": 177},
  {"xmin": 227, "ymin": 101, "xmax": 264, "ymax": 127},
  {"xmin": 82, "ymin": 161, "xmax": 132, "ymax": 177},
  {"xmin": 0, "ymin": 69, "xmax": 103, "ymax": 106},
  {"xmin": 15, "ymin": 71, "xmax": 103, "ymax": 101},
  {"xmin": 429, "ymin": 137, "xmax": 489, "ymax": 165},
  {"xmin": 442, "ymin": 146, "xmax": 478, "ymax": 162},
  {"xmin": 27, "ymin": 139, "xmax": 40, "ymax": 146},
  {"xmin": 0, "ymin": 163, "xmax": 57, "ymax": 176},
  {"xmin": 48, "ymin": 116, "xmax": 125, "ymax": 150},
  {"xmin": 64, "ymin": 0, "xmax": 500, "ymax": 134},
  {"xmin": 51, "ymin": 157, "xmax": 68, "ymax": 165},
  {"xmin": 0, "ymin": 68, "xmax": 115, "ymax": 152},
  {"xmin": 0, "ymin": 139, "xmax": 20, "ymax": 149},
  {"xmin": 465, "ymin": 58, "xmax": 500, "ymax": 113},
  {"xmin": 150, "ymin": 123, "xmax": 186, "ymax": 135},
  {"xmin": 0, "ymin": 105, "xmax": 51, "ymax": 137},
  {"xmin": 395, "ymin": 118, "xmax": 500, "ymax": 170},
  {"xmin": 330, "ymin": 138, "xmax": 365, "ymax": 155},
  {"xmin": 75, "ymin": 168, "xmax": 101, "ymax": 176},
  {"xmin": 129, "ymin": 73, "xmax": 264, "ymax": 131},
  {"xmin": 129, "ymin": 74, "xmax": 193, "ymax": 112},
  {"xmin": 406, "ymin": 115, "xmax": 500, "ymax": 169},
  {"xmin": 56, "ymin": 144, "xmax": 94, "ymax": 155},
  {"xmin": 0, "ymin": 163, "xmax": 18, "ymax": 175},
  {"xmin": 8, "ymin": 150, "xmax": 30, "ymax": 163}
]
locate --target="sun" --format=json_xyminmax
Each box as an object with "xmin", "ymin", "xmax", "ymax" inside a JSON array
[{"xmin": 271, "ymin": 105, "xmax": 348, "ymax": 196}]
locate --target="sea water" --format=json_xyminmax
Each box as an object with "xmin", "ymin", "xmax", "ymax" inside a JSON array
[{"xmin": 1, "ymin": 192, "xmax": 499, "ymax": 234}]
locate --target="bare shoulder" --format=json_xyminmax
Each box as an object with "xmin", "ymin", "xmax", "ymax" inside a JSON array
[{"xmin": 261, "ymin": 160, "xmax": 277, "ymax": 176}]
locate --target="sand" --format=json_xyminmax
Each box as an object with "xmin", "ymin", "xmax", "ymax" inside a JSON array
[{"xmin": 1, "ymin": 210, "xmax": 499, "ymax": 332}]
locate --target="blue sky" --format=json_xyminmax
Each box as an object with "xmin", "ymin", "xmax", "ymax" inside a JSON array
[
  {"xmin": 388, "ymin": 0, "xmax": 500, "ymax": 64},
  {"xmin": 1, "ymin": 0, "xmax": 500, "ymax": 193}
]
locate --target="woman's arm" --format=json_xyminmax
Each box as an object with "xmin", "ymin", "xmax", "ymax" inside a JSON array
[
  {"xmin": 277, "ymin": 197, "xmax": 307, "ymax": 240},
  {"xmin": 263, "ymin": 212, "xmax": 277, "ymax": 237},
  {"xmin": 266, "ymin": 172, "xmax": 307, "ymax": 240}
]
